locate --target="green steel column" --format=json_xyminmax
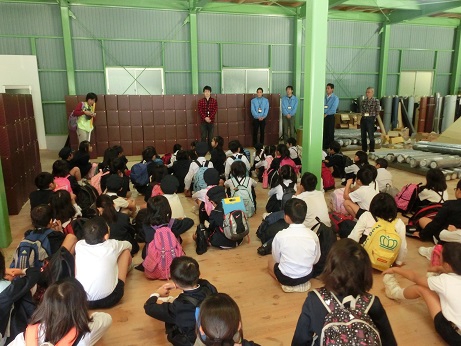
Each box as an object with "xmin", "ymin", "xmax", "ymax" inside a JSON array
[
  {"xmin": 60, "ymin": 0, "xmax": 76, "ymax": 95},
  {"xmin": 189, "ymin": 10, "xmax": 199, "ymax": 94},
  {"xmin": 0, "ymin": 159, "xmax": 12, "ymax": 247},
  {"xmin": 302, "ymin": 0, "xmax": 328, "ymax": 189},
  {"xmin": 293, "ymin": 14, "xmax": 303, "ymax": 128},
  {"xmin": 378, "ymin": 24, "xmax": 390, "ymax": 98},
  {"xmin": 450, "ymin": 25, "xmax": 461, "ymax": 94}
]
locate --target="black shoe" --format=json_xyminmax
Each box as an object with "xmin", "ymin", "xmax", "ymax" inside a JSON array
[
  {"xmin": 257, "ymin": 243, "xmax": 271, "ymax": 256},
  {"xmin": 406, "ymin": 225, "xmax": 418, "ymax": 237}
]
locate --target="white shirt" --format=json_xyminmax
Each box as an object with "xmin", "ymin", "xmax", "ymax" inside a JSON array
[
  {"xmin": 255, "ymin": 155, "xmax": 273, "ymax": 170},
  {"xmin": 428, "ymin": 273, "xmax": 461, "ymax": 329},
  {"xmin": 348, "ymin": 211, "xmax": 407, "ymax": 265},
  {"xmin": 8, "ymin": 312, "xmax": 112, "ymax": 346},
  {"xmin": 376, "ymin": 168, "xmax": 393, "ymax": 192},
  {"xmin": 268, "ymin": 179, "xmax": 296, "ymax": 200},
  {"xmin": 224, "ymin": 154, "xmax": 251, "ymax": 179},
  {"xmin": 349, "ymin": 185, "xmax": 378, "ymax": 211},
  {"xmin": 224, "ymin": 176, "xmax": 257, "ymax": 190},
  {"xmin": 184, "ymin": 157, "xmax": 214, "ymax": 190},
  {"xmin": 418, "ymin": 188, "xmax": 448, "ymax": 203},
  {"xmin": 272, "ymin": 224, "xmax": 320, "ymax": 278},
  {"xmin": 164, "ymin": 193, "xmax": 185, "ymax": 219},
  {"xmin": 289, "ymin": 146, "xmax": 302, "ymax": 159},
  {"xmin": 105, "ymin": 192, "xmax": 128, "ymax": 211},
  {"xmin": 76, "ymin": 239, "xmax": 132, "ymax": 301},
  {"xmin": 294, "ymin": 190, "xmax": 331, "ymax": 228}
]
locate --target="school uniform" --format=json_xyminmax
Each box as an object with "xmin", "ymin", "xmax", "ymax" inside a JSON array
[
  {"xmin": 272, "ymin": 224, "xmax": 320, "ymax": 286},
  {"xmin": 428, "ymin": 273, "xmax": 461, "ymax": 345},
  {"xmin": 104, "ymin": 192, "xmax": 129, "ymax": 212},
  {"xmin": 108, "ymin": 212, "xmax": 139, "ymax": 255},
  {"xmin": 348, "ymin": 212, "xmax": 407, "ymax": 265},
  {"xmin": 75, "ymin": 238, "xmax": 132, "ymax": 309},
  {"xmin": 210, "ymin": 148, "xmax": 226, "ymax": 175},
  {"xmin": 349, "ymin": 185, "xmax": 378, "ymax": 212},
  {"xmin": 288, "ymin": 146, "xmax": 302, "ymax": 165},
  {"xmin": 376, "ymin": 168, "xmax": 393, "ymax": 191},
  {"xmin": 70, "ymin": 151, "xmax": 92, "ymax": 178},
  {"xmin": 0, "ymin": 268, "xmax": 40, "ymax": 345},
  {"xmin": 292, "ymin": 290, "xmax": 397, "ymax": 346},
  {"xmin": 324, "ymin": 153, "xmax": 345, "ymax": 178},
  {"xmin": 294, "ymin": 190, "xmax": 331, "ymax": 229},
  {"xmin": 184, "ymin": 157, "xmax": 214, "ymax": 191},
  {"xmin": 144, "ymin": 279, "xmax": 217, "ymax": 345},
  {"xmin": 418, "ymin": 188, "xmax": 448, "ymax": 204},
  {"xmin": 164, "ymin": 193, "xmax": 186, "ymax": 219},
  {"xmin": 29, "ymin": 189, "xmax": 53, "ymax": 209},
  {"xmin": 224, "ymin": 154, "xmax": 251, "ymax": 180},
  {"xmin": 168, "ymin": 160, "xmax": 191, "ymax": 193},
  {"xmin": 420, "ymin": 199, "xmax": 461, "ymax": 241}
]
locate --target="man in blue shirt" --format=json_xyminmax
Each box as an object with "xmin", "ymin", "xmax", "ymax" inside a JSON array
[
  {"xmin": 281, "ymin": 86, "xmax": 298, "ymax": 143},
  {"xmin": 251, "ymin": 87, "xmax": 270, "ymax": 145},
  {"xmin": 323, "ymin": 83, "xmax": 339, "ymax": 150}
]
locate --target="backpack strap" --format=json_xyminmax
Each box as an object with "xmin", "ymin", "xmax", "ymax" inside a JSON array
[
  {"xmin": 25, "ymin": 324, "xmax": 80, "ymax": 346},
  {"xmin": 181, "ymin": 294, "xmax": 200, "ymax": 307}
]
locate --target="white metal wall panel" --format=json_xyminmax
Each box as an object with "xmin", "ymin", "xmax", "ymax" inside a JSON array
[
  {"xmin": 36, "ymin": 38, "xmax": 66, "ymax": 69},
  {"xmin": 326, "ymin": 48, "xmax": 379, "ymax": 73},
  {"xmin": 0, "ymin": 3, "xmax": 62, "ymax": 36},
  {"xmin": 69, "ymin": 6, "xmax": 189, "ymax": 41},
  {"xmin": 327, "ymin": 21, "xmax": 381, "ymax": 48},
  {"xmin": 272, "ymin": 73, "xmax": 292, "ymax": 94},
  {"xmin": 222, "ymin": 44, "xmax": 269, "ymax": 68},
  {"xmin": 390, "ymin": 24, "xmax": 455, "ymax": 50},
  {"xmin": 386, "ymin": 75, "xmax": 399, "ymax": 95},
  {"xmin": 43, "ymin": 104, "xmax": 67, "ymax": 135},
  {"xmin": 73, "ymin": 40, "xmax": 104, "ymax": 70},
  {"xmin": 198, "ymin": 43, "xmax": 220, "ymax": 71},
  {"xmin": 198, "ymin": 13, "xmax": 293, "ymax": 44}
]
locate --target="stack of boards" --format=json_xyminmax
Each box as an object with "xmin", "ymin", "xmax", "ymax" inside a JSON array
[
  {"xmin": 333, "ymin": 129, "xmax": 382, "ymax": 151},
  {"xmin": 379, "ymin": 95, "xmax": 461, "ymax": 135},
  {"xmin": 369, "ymin": 141, "xmax": 461, "ymax": 179}
]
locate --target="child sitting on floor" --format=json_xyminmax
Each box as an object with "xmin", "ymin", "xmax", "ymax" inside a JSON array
[
  {"xmin": 268, "ymin": 198, "xmax": 320, "ymax": 293},
  {"xmin": 343, "ymin": 166, "xmax": 378, "ymax": 219},
  {"xmin": 144, "ymin": 256, "xmax": 217, "ymax": 346},
  {"xmin": 29, "ymin": 172, "xmax": 55, "ymax": 210},
  {"xmin": 383, "ymin": 242, "xmax": 461, "ymax": 345}
]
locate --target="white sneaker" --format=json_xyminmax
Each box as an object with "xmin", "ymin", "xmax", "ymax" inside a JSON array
[
  {"xmin": 281, "ymin": 281, "xmax": 311, "ymax": 293},
  {"xmin": 418, "ymin": 246, "xmax": 434, "ymax": 261},
  {"xmin": 383, "ymin": 274, "xmax": 404, "ymax": 300}
]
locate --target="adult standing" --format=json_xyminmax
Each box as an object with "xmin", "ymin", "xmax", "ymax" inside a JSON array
[
  {"xmin": 251, "ymin": 87, "xmax": 269, "ymax": 145},
  {"xmin": 281, "ymin": 86, "xmax": 298, "ymax": 143},
  {"xmin": 323, "ymin": 83, "xmax": 339, "ymax": 150},
  {"xmin": 360, "ymin": 87, "xmax": 380, "ymax": 152},
  {"xmin": 198, "ymin": 85, "xmax": 218, "ymax": 149},
  {"xmin": 73, "ymin": 92, "xmax": 97, "ymax": 144}
]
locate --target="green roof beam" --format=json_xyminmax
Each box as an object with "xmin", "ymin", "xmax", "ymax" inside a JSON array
[
  {"xmin": 328, "ymin": 0, "xmax": 349, "ymax": 9},
  {"xmin": 59, "ymin": 0, "xmax": 76, "ymax": 95},
  {"xmin": 378, "ymin": 23, "xmax": 390, "ymax": 98},
  {"xmin": 389, "ymin": 0, "xmax": 461, "ymax": 24}
]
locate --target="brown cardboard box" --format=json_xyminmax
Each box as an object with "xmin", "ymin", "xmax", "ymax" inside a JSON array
[{"xmin": 390, "ymin": 136, "xmax": 404, "ymax": 144}]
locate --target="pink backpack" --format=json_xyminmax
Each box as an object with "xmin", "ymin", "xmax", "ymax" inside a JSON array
[
  {"xmin": 262, "ymin": 157, "xmax": 274, "ymax": 189},
  {"xmin": 280, "ymin": 157, "xmax": 298, "ymax": 174},
  {"xmin": 322, "ymin": 162, "xmax": 335, "ymax": 191},
  {"xmin": 143, "ymin": 226, "xmax": 183, "ymax": 280},
  {"xmin": 150, "ymin": 184, "xmax": 164, "ymax": 197},
  {"xmin": 204, "ymin": 185, "xmax": 216, "ymax": 216},
  {"xmin": 395, "ymin": 183, "xmax": 420, "ymax": 214},
  {"xmin": 90, "ymin": 169, "xmax": 110, "ymax": 195},
  {"xmin": 431, "ymin": 244, "xmax": 443, "ymax": 267},
  {"xmin": 331, "ymin": 188, "xmax": 347, "ymax": 214},
  {"xmin": 54, "ymin": 175, "xmax": 73, "ymax": 194}
]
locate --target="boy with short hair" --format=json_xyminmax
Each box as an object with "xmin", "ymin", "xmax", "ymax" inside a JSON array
[
  {"xmin": 144, "ymin": 256, "xmax": 217, "ymax": 345},
  {"xmin": 75, "ymin": 216, "xmax": 132, "ymax": 309},
  {"xmin": 268, "ymin": 198, "xmax": 320, "ymax": 293},
  {"xmin": 375, "ymin": 158, "xmax": 393, "ymax": 192},
  {"xmin": 224, "ymin": 140, "xmax": 251, "ymax": 180},
  {"xmin": 29, "ymin": 172, "xmax": 55, "ymax": 209},
  {"xmin": 323, "ymin": 140, "xmax": 345, "ymax": 178},
  {"xmin": 105, "ymin": 175, "xmax": 137, "ymax": 216},
  {"xmin": 184, "ymin": 142, "xmax": 214, "ymax": 197},
  {"xmin": 58, "ymin": 146, "xmax": 82, "ymax": 181},
  {"xmin": 343, "ymin": 167, "xmax": 378, "ymax": 219}
]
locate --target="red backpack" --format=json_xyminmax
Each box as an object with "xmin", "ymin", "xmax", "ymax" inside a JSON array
[
  {"xmin": 407, "ymin": 203, "xmax": 443, "ymax": 228},
  {"xmin": 321, "ymin": 162, "xmax": 335, "ymax": 191},
  {"xmin": 143, "ymin": 226, "xmax": 183, "ymax": 280},
  {"xmin": 162, "ymin": 153, "xmax": 172, "ymax": 165}
]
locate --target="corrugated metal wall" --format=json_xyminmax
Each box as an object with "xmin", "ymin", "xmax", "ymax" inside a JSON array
[{"xmin": 0, "ymin": 2, "xmax": 459, "ymax": 135}]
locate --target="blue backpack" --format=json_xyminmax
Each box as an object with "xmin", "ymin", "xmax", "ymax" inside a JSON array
[
  {"xmin": 131, "ymin": 161, "xmax": 149, "ymax": 186},
  {"xmin": 193, "ymin": 160, "xmax": 210, "ymax": 192},
  {"xmin": 10, "ymin": 229, "xmax": 53, "ymax": 269}
]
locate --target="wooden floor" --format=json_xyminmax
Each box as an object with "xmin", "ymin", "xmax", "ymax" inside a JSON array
[{"xmin": 3, "ymin": 148, "xmax": 457, "ymax": 346}]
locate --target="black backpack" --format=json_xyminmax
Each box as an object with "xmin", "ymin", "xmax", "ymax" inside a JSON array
[
  {"xmin": 311, "ymin": 217, "xmax": 337, "ymax": 277},
  {"xmin": 195, "ymin": 224, "xmax": 209, "ymax": 255},
  {"xmin": 281, "ymin": 182, "xmax": 296, "ymax": 209},
  {"xmin": 77, "ymin": 182, "xmax": 99, "ymax": 218},
  {"xmin": 43, "ymin": 247, "xmax": 75, "ymax": 286}
]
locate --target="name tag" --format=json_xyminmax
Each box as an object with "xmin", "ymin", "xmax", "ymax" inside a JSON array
[
  {"xmin": 364, "ymin": 112, "xmax": 370, "ymax": 117},
  {"xmin": 258, "ymin": 108, "xmax": 262, "ymax": 113},
  {"xmin": 207, "ymin": 111, "xmax": 210, "ymax": 115},
  {"xmin": 324, "ymin": 105, "xmax": 328, "ymax": 109},
  {"xmin": 287, "ymin": 106, "xmax": 292, "ymax": 110}
]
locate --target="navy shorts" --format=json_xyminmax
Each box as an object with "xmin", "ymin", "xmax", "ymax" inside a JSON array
[
  {"xmin": 88, "ymin": 279, "xmax": 124, "ymax": 309},
  {"xmin": 274, "ymin": 263, "xmax": 312, "ymax": 286},
  {"xmin": 434, "ymin": 311, "xmax": 461, "ymax": 345}
]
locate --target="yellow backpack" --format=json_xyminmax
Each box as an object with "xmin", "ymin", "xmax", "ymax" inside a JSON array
[{"xmin": 363, "ymin": 218, "xmax": 400, "ymax": 271}]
